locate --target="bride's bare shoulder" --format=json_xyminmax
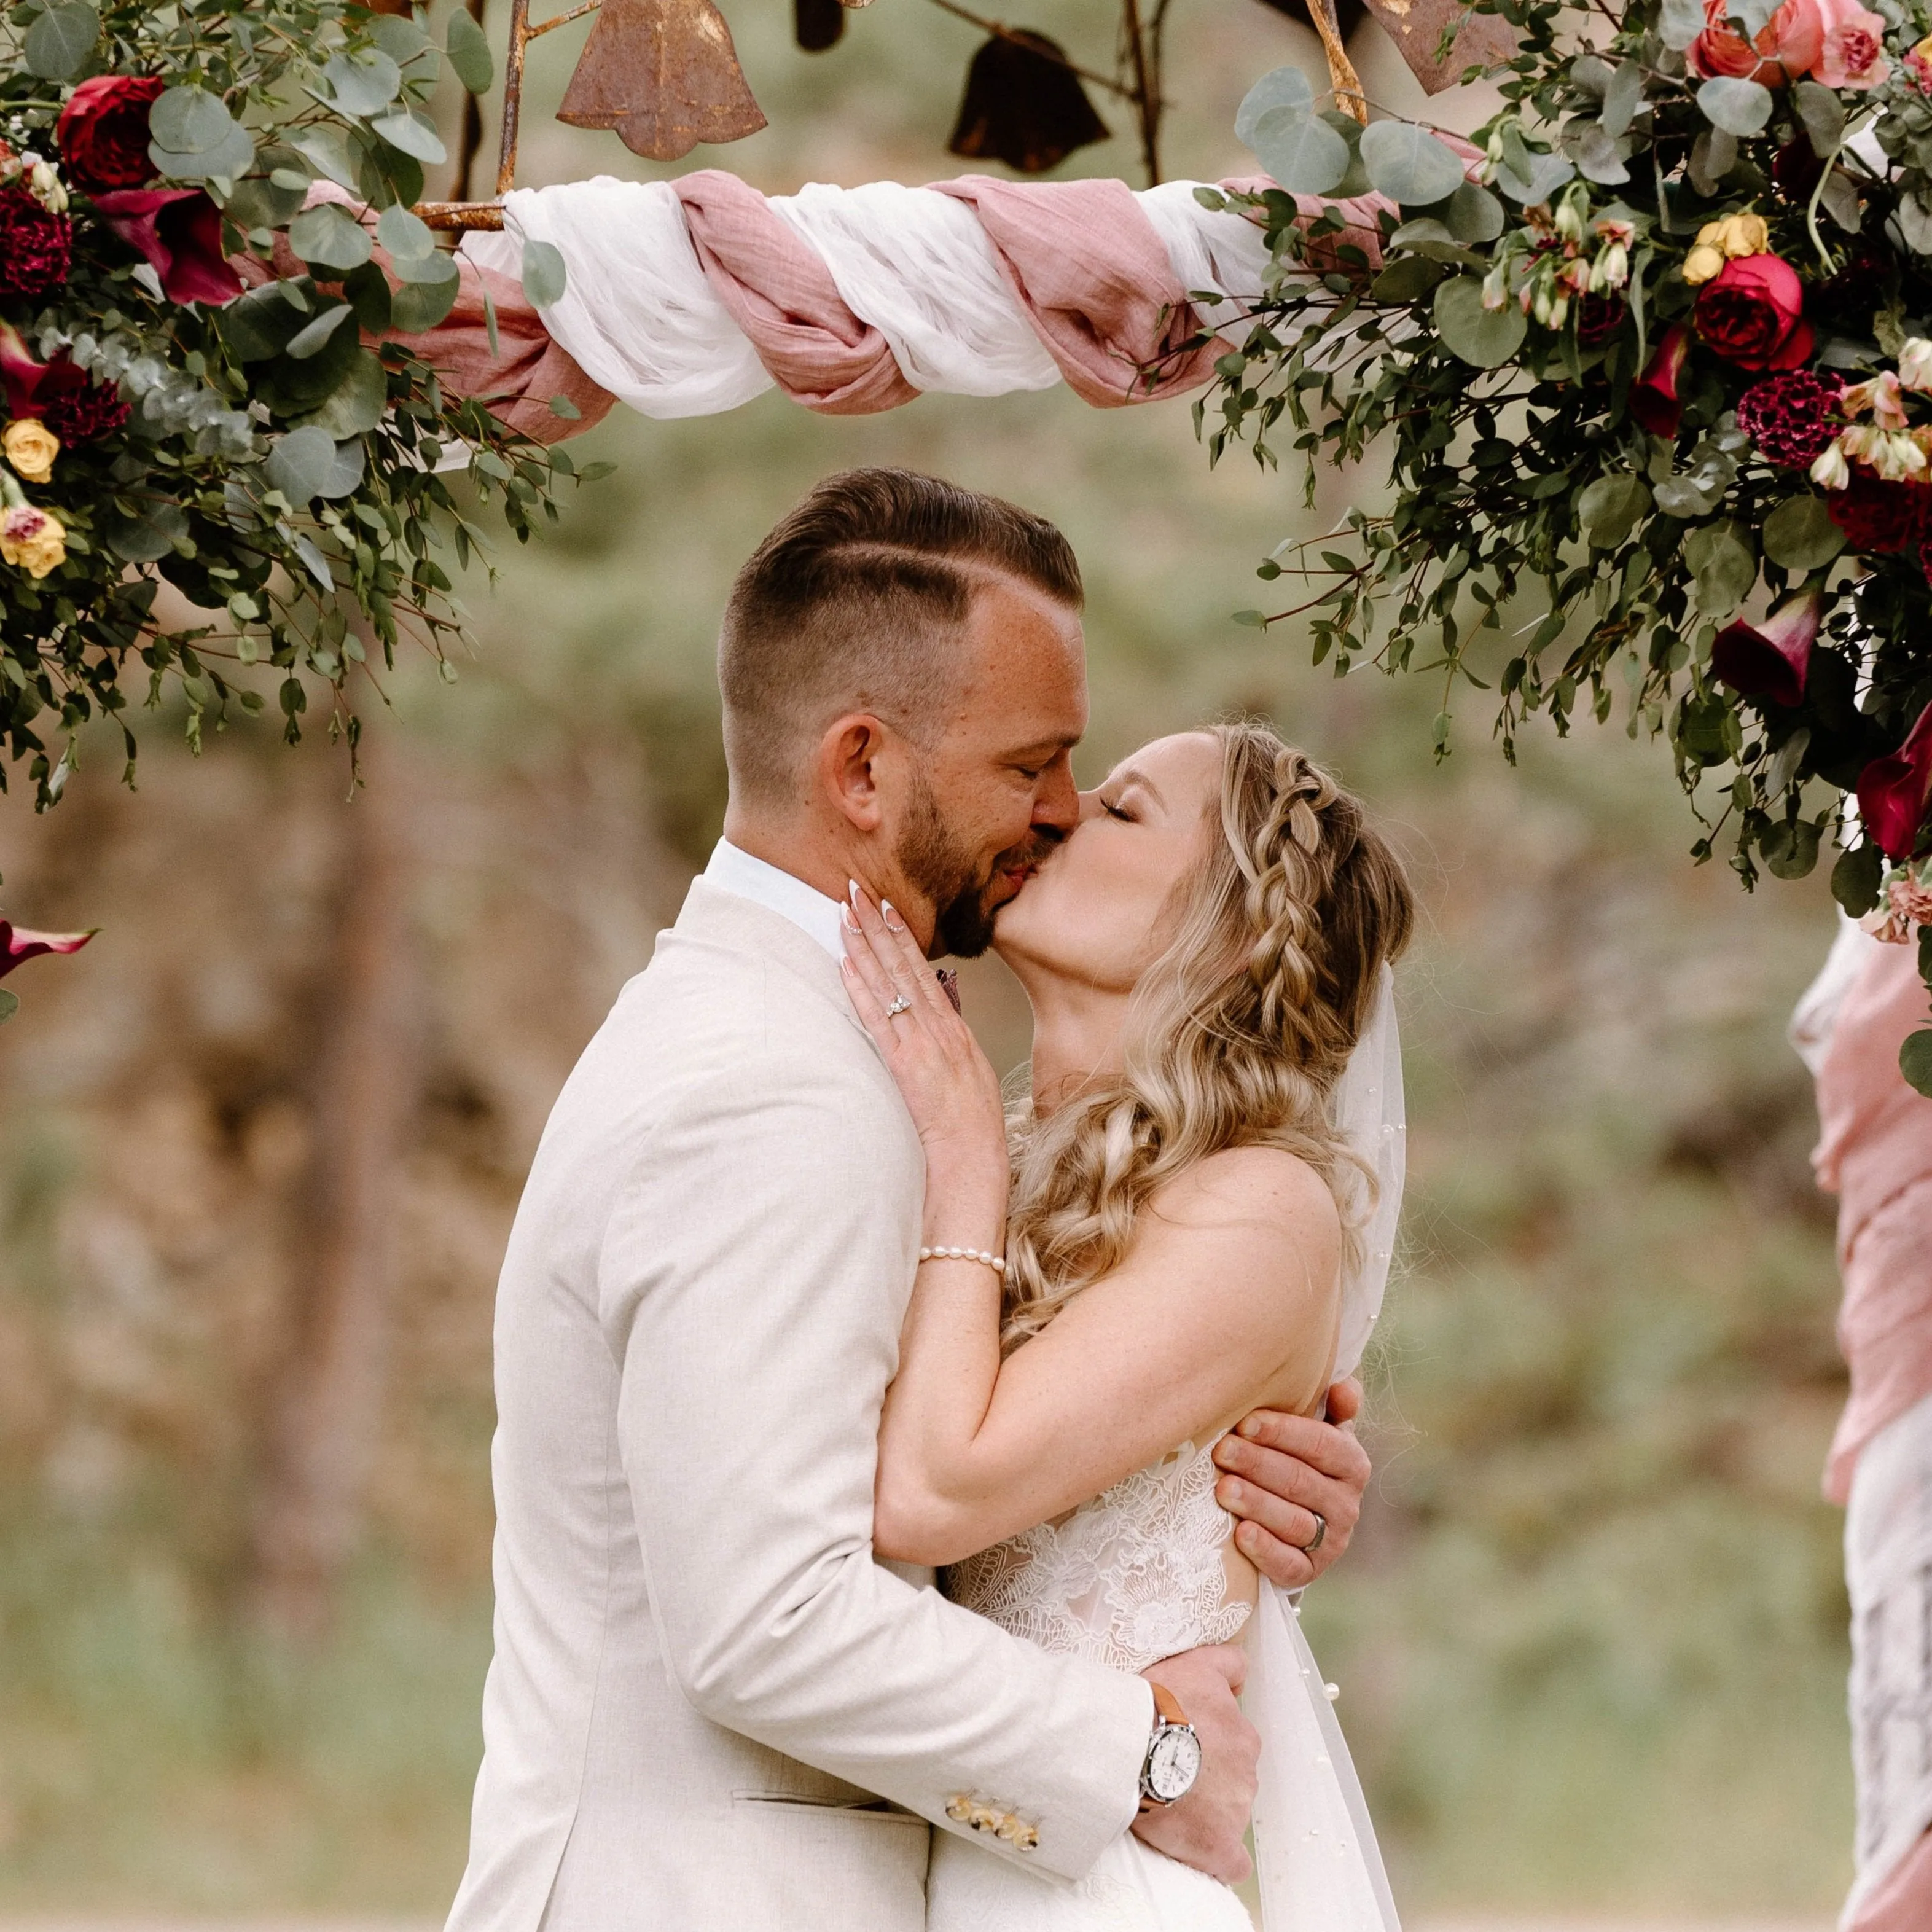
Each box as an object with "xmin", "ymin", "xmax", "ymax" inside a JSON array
[{"xmin": 1146, "ymin": 1144, "xmax": 1342, "ymax": 1250}]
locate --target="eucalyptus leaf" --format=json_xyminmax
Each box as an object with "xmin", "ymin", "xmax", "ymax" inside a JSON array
[
  {"xmin": 292, "ymin": 531, "xmax": 334, "ymax": 590},
  {"xmin": 1570, "ymin": 121, "xmax": 1631, "ymax": 185},
  {"xmin": 288, "ymin": 201, "xmax": 373, "ymax": 272},
  {"xmin": 287, "ymin": 124, "xmax": 361, "ymax": 193},
  {"xmin": 321, "ymin": 49, "xmax": 402, "ymax": 117},
  {"xmin": 225, "ymin": 149, "xmax": 311, "ymax": 228},
  {"xmin": 369, "ymin": 109, "xmax": 447, "ymax": 165},
  {"xmin": 1659, "ymin": 0, "xmax": 1706, "ymax": 47},
  {"xmin": 285, "ymin": 302, "xmax": 355, "ymax": 360},
  {"xmin": 1901, "ymin": 1029, "xmax": 1932, "ymax": 1097},
  {"xmin": 1434, "ymin": 274, "xmax": 1528, "ymax": 367},
  {"xmin": 1765, "ymin": 725, "xmax": 1811, "ymax": 798},
  {"xmin": 1821, "ymin": 168, "xmax": 1863, "ymax": 232},
  {"xmin": 1684, "ymin": 520, "xmax": 1757, "ymax": 617},
  {"xmin": 1760, "ymin": 816, "xmax": 1821, "ymax": 878},
  {"xmin": 317, "ymin": 436, "xmax": 366, "ymax": 501},
  {"xmin": 1893, "ymin": 193, "xmax": 1932, "ymax": 254},
  {"xmin": 1493, "ymin": 147, "xmax": 1574, "ymax": 203},
  {"xmin": 389, "ymin": 273, "xmax": 460, "ymax": 332},
  {"xmin": 1762, "ymin": 492, "xmax": 1846, "ymax": 571},
  {"xmin": 366, "ymin": 12, "xmax": 434, "ymax": 70},
  {"xmin": 1697, "ymin": 76, "xmax": 1773, "ymax": 136},
  {"xmin": 1237, "ymin": 66, "xmax": 1315, "ymax": 147},
  {"xmin": 1794, "ymin": 79, "xmax": 1845, "ymax": 155},
  {"xmin": 1688, "ymin": 129, "xmax": 1737, "ymax": 195},
  {"xmin": 151, "ymin": 123, "xmax": 256, "ymax": 184},
  {"xmin": 377, "ymin": 203, "xmax": 436, "ymax": 262},
  {"xmin": 1601, "ymin": 61, "xmax": 1645, "ymax": 139},
  {"xmin": 1444, "ymin": 181, "xmax": 1505, "ymax": 243},
  {"xmin": 149, "ymin": 87, "xmax": 237, "ymax": 155},
  {"xmin": 23, "ymin": 0, "xmax": 98, "ymax": 79},
  {"xmin": 219, "ymin": 284, "xmax": 305, "ymax": 361},
  {"xmin": 0, "ymin": 989, "xmax": 17, "ymax": 1027},
  {"xmin": 1372, "ymin": 254, "xmax": 1449, "ymax": 302},
  {"xmin": 521, "ymin": 238, "xmax": 568, "ymax": 309},
  {"xmin": 104, "ymin": 501, "xmax": 189, "ymax": 563},
  {"xmin": 1360, "ymin": 120, "xmax": 1466, "ymax": 206},
  {"xmin": 447, "ymin": 6, "xmax": 495, "ymax": 93},
  {"xmin": 1570, "ymin": 54, "xmax": 1613, "ymax": 98},
  {"xmin": 392, "ymin": 246, "xmax": 458, "ymax": 287},
  {"xmin": 1253, "ymin": 104, "xmax": 1350, "ymax": 195},
  {"xmin": 264, "ymin": 424, "xmax": 337, "ymax": 503},
  {"xmin": 1578, "ymin": 471, "xmax": 1651, "ymax": 547},
  {"xmin": 297, "ymin": 348, "xmax": 387, "ymax": 438},
  {"xmin": 1388, "ymin": 217, "xmax": 1487, "ymax": 264},
  {"xmin": 1654, "ymin": 474, "xmax": 1722, "ymax": 518}
]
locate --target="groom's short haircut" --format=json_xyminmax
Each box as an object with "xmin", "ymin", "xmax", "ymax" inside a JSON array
[{"xmin": 719, "ymin": 467, "xmax": 1082, "ymax": 805}]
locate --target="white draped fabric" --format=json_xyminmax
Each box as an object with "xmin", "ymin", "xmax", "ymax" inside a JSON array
[{"xmin": 460, "ymin": 174, "xmax": 1273, "ymax": 420}]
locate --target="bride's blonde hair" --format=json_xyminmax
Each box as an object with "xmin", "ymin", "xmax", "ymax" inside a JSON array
[{"xmin": 1000, "ymin": 722, "xmax": 1413, "ymax": 1348}]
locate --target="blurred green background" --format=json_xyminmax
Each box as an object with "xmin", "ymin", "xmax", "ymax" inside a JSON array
[{"xmin": 0, "ymin": 0, "xmax": 1850, "ymax": 1918}]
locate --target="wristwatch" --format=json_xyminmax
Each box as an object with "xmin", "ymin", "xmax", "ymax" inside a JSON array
[{"xmin": 1137, "ymin": 1683, "xmax": 1203, "ymax": 1810}]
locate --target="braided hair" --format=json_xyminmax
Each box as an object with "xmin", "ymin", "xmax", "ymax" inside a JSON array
[{"xmin": 999, "ymin": 722, "xmax": 1414, "ymax": 1348}]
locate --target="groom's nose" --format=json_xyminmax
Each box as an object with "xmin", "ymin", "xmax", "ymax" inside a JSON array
[{"xmin": 1031, "ymin": 751, "xmax": 1080, "ymax": 835}]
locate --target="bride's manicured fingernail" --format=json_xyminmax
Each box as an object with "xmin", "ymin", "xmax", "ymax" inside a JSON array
[
  {"xmin": 848, "ymin": 879, "xmax": 861, "ymax": 904},
  {"xmin": 841, "ymin": 902, "xmax": 859, "ymax": 931},
  {"xmin": 882, "ymin": 900, "xmax": 904, "ymax": 931}
]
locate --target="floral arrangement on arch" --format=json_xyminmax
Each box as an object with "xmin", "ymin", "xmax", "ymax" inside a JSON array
[
  {"xmin": 1202, "ymin": 0, "xmax": 1932, "ymax": 1090},
  {"xmin": 0, "ymin": 0, "xmax": 597, "ymax": 830}
]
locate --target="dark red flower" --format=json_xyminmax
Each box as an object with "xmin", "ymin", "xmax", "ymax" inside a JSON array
[
  {"xmin": 90, "ymin": 187, "xmax": 241, "ymax": 307},
  {"xmin": 1630, "ymin": 324, "xmax": 1691, "ymax": 439},
  {"xmin": 1826, "ymin": 469, "xmax": 1932, "ymax": 553},
  {"xmin": 1737, "ymin": 369, "xmax": 1842, "ymax": 467},
  {"xmin": 57, "ymin": 75, "xmax": 165, "ymax": 194},
  {"xmin": 0, "ymin": 319, "xmax": 47, "ymax": 415},
  {"xmin": 1693, "ymin": 253, "xmax": 1814, "ymax": 371},
  {"xmin": 0, "ymin": 181, "xmax": 74, "ymax": 303},
  {"xmin": 0, "ymin": 921, "xmax": 95, "ymax": 982},
  {"xmin": 38, "ymin": 362, "xmax": 129, "ymax": 443},
  {"xmin": 1858, "ymin": 701, "xmax": 1932, "ymax": 859},
  {"xmin": 1772, "ymin": 131, "xmax": 1827, "ymax": 204},
  {"xmin": 1711, "ymin": 590, "xmax": 1822, "ymax": 706},
  {"xmin": 1576, "ymin": 291, "xmax": 1627, "ymax": 348},
  {"xmin": 1813, "ymin": 242, "xmax": 1893, "ymax": 335}
]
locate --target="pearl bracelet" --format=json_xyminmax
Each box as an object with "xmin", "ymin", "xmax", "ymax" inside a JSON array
[{"xmin": 918, "ymin": 1245, "xmax": 1007, "ymax": 1276}]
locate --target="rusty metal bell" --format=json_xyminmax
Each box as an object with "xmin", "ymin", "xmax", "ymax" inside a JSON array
[
  {"xmin": 556, "ymin": 0, "xmax": 767, "ymax": 163},
  {"xmin": 796, "ymin": 0, "xmax": 844, "ymax": 52},
  {"xmin": 947, "ymin": 31, "xmax": 1108, "ymax": 176}
]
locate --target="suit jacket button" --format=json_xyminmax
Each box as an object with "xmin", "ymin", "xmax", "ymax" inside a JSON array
[{"xmin": 945, "ymin": 1796, "xmax": 972, "ymax": 1823}]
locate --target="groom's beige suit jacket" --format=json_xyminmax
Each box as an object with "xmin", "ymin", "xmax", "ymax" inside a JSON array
[{"xmin": 442, "ymin": 874, "xmax": 1154, "ymax": 1932}]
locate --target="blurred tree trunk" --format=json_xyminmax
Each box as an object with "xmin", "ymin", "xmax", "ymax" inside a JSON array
[{"xmin": 246, "ymin": 735, "xmax": 425, "ymax": 1641}]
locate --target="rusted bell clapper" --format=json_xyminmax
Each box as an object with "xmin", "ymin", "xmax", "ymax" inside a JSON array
[
  {"xmin": 947, "ymin": 30, "xmax": 1108, "ymax": 176},
  {"xmin": 557, "ymin": 0, "xmax": 767, "ymax": 163},
  {"xmin": 796, "ymin": 0, "xmax": 844, "ymax": 52}
]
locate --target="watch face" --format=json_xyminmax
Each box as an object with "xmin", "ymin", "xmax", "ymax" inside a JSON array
[{"xmin": 1148, "ymin": 1726, "xmax": 1202, "ymax": 1802}]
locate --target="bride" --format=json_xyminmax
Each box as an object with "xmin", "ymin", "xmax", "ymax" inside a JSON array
[{"xmin": 840, "ymin": 719, "xmax": 1412, "ymax": 1932}]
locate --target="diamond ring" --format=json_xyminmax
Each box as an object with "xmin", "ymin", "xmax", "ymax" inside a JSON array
[{"xmin": 885, "ymin": 994, "xmax": 913, "ymax": 1019}]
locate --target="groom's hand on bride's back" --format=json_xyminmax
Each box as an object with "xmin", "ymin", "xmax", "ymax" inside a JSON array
[
  {"xmin": 1132, "ymin": 1644, "xmax": 1259, "ymax": 1883},
  {"xmin": 1213, "ymin": 1375, "xmax": 1372, "ymax": 1590}
]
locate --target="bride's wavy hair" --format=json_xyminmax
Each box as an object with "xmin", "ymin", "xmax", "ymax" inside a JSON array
[{"xmin": 1000, "ymin": 722, "xmax": 1414, "ymax": 1348}]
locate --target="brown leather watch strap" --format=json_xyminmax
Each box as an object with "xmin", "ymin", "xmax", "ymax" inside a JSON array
[{"xmin": 1149, "ymin": 1683, "xmax": 1189, "ymax": 1730}]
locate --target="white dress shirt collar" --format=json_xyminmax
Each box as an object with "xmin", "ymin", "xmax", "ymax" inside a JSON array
[{"xmin": 702, "ymin": 838, "xmax": 847, "ymax": 963}]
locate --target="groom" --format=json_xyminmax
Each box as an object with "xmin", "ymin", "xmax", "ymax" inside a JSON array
[{"xmin": 444, "ymin": 468, "xmax": 1375, "ymax": 1932}]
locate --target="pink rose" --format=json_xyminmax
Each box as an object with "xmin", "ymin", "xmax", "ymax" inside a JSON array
[
  {"xmin": 1813, "ymin": 0, "xmax": 1889, "ymax": 85},
  {"xmin": 1688, "ymin": 0, "xmax": 1824, "ymax": 83},
  {"xmin": 1693, "ymin": 253, "xmax": 1814, "ymax": 371}
]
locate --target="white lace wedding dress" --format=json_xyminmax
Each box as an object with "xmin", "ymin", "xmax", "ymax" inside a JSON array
[{"xmin": 928, "ymin": 1437, "xmax": 1258, "ymax": 1932}]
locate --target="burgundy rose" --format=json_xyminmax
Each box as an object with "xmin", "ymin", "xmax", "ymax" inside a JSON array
[
  {"xmin": 1693, "ymin": 253, "xmax": 1815, "ymax": 371},
  {"xmin": 1630, "ymin": 324, "xmax": 1691, "ymax": 439},
  {"xmin": 0, "ymin": 181, "xmax": 74, "ymax": 303},
  {"xmin": 56, "ymin": 75, "xmax": 165, "ymax": 194},
  {"xmin": 1737, "ymin": 369, "xmax": 1842, "ymax": 467},
  {"xmin": 0, "ymin": 921, "xmax": 95, "ymax": 981},
  {"xmin": 39, "ymin": 362, "xmax": 129, "ymax": 444},
  {"xmin": 1772, "ymin": 131, "xmax": 1826, "ymax": 203},
  {"xmin": 1711, "ymin": 590, "xmax": 1822, "ymax": 706},
  {"xmin": 1826, "ymin": 469, "xmax": 1932, "ymax": 553},
  {"xmin": 90, "ymin": 187, "xmax": 241, "ymax": 307},
  {"xmin": 1857, "ymin": 701, "xmax": 1932, "ymax": 859},
  {"xmin": 1577, "ymin": 291, "xmax": 1627, "ymax": 348}
]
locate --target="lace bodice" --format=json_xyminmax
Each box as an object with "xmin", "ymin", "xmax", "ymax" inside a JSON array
[{"xmin": 942, "ymin": 1438, "xmax": 1252, "ymax": 1672}]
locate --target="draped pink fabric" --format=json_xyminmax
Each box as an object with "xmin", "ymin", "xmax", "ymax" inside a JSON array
[
  {"xmin": 933, "ymin": 174, "xmax": 1219, "ymax": 407},
  {"xmin": 1850, "ymin": 1824, "xmax": 1932, "ymax": 1932},
  {"xmin": 672, "ymin": 170, "xmax": 919, "ymax": 416},
  {"xmin": 1815, "ymin": 937, "xmax": 1932, "ymax": 1506}
]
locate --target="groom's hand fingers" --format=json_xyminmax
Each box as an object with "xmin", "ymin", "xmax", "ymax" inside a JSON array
[{"xmin": 1213, "ymin": 1412, "xmax": 1371, "ymax": 1589}]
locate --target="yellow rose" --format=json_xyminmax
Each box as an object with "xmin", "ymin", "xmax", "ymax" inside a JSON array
[
  {"xmin": 1, "ymin": 503, "xmax": 66, "ymax": 579},
  {"xmin": 1683, "ymin": 240, "xmax": 1727, "ymax": 285},
  {"xmin": 2, "ymin": 418, "xmax": 59, "ymax": 483},
  {"xmin": 1713, "ymin": 212, "xmax": 1770, "ymax": 259}
]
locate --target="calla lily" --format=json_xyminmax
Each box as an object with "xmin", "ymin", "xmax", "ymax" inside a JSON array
[
  {"xmin": 90, "ymin": 187, "xmax": 241, "ymax": 307},
  {"xmin": 1858, "ymin": 700, "xmax": 1932, "ymax": 859},
  {"xmin": 0, "ymin": 919, "xmax": 95, "ymax": 980},
  {"xmin": 1711, "ymin": 590, "xmax": 1823, "ymax": 706},
  {"xmin": 0, "ymin": 319, "xmax": 49, "ymax": 417},
  {"xmin": 1630, "ymin": 324, "xmax": 1691, "ymax": 439}
]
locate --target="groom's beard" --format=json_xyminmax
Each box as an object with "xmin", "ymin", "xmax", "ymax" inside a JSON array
[{"xmin": 896, "ymin": 776, "xmax": 1058, "ymax": 960}]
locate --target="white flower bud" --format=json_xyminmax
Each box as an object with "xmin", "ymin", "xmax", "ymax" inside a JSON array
[{"xmin": 1810, "ymin": 438, "xmax": 1851, "ymax": 490}]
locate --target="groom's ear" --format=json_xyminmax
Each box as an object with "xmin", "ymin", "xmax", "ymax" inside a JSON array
[{"xmin": 818, "ymin": 713, "xmax": 893, "ymax": 834}]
